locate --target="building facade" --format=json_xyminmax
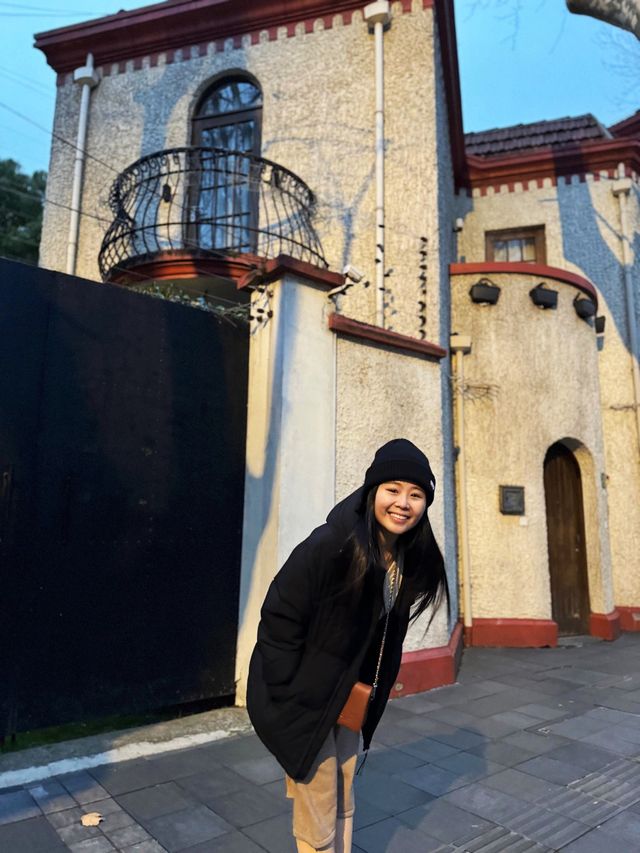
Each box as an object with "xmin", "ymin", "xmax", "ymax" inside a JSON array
[{"xmin": 35, "ymin": 0, "xmax": 640, "ymax": 700}]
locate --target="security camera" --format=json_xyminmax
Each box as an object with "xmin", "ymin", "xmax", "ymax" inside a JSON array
[
  {"xmin": 453, "ymin": 218, "xmax": 464, "ymax": 232},
  {"xmin": 342, "ymin": 264, "xmax": 364, "ymax": 283}
]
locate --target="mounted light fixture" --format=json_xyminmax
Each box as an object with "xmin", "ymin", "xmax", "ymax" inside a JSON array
[
  {"xmin": 530, "ymin": 283, "xmax": 558, "ymax": 310},
  {"xmin": 574, "ymin": 293, "xmax": 597, "ymax": 321},
  {"xmin": 469, "ymin": 278, "xmax": 501, "ymax": 305}
]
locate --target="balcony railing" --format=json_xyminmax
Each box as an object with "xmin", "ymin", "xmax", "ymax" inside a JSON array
[{"xmin": 98, "ymin": 147, "xmax": 327, "ymax": 280}]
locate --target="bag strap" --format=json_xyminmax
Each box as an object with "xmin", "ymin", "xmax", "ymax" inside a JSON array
[{"xmin": 370, "ymin": 611, "xmax": 389, "ymax": 701}]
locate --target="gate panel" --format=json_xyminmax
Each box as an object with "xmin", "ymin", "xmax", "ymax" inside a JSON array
[{"xmin": 0, "ymin": 259, "xmax": 248, "ymax": 733}]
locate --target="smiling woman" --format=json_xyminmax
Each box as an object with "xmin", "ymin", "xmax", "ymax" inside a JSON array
[{"xmin": 246, "ymin": 438, "xmax": 449, "ymax": 853}]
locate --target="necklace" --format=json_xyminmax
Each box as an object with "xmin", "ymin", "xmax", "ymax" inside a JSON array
[{"xmin": 385, "ymin": 559, "xmax": 399, "ymax": 613}]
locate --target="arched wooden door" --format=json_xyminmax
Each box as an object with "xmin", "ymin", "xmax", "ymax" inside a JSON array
[{"xmin": 544, "ymin": 443, "xmax": 590, "ymax": 634}]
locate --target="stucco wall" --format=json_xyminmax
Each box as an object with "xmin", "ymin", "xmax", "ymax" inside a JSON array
[
  {"xmin": 334, "ymin": 337, "xmax": 449, "ymax": 649},
  {"xmin": 451, "ymin": 269, "xmax": 613, "ymax": 622},
  {"xmin": 456, "ymin": 176, "xmax": 640, "ymax": 610},
  {"xmin": 41, "ymin": 1, "xmax": 445, "ymax": 345}
]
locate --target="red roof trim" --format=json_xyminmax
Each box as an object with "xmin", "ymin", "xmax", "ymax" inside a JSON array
[
  {"xmin": 35, "ymin": 0, "xmax": 435, "ymax": 73},
  {"xmin": 610, "ymin": 111, "xmax": 640, "ymax": 139},
  {"xmin": 328, "ymin": 313, "xmax": 447, "ymax": 360},
  {"xmin": 466, "ymin": 138, "xmax": 640, "ymax": 192},
  {"xmin": 450, "ymin": 261, "xmax": 598, "ymax": 308},
  {"xmin": 241, "ymin": 255, "xmax": 344, "ymax": 289}
]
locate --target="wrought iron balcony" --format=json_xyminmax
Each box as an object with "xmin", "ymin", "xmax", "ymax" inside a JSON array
[{"xmin": 98, "ymin": 147, "xmax": 327, "ymax": 281}]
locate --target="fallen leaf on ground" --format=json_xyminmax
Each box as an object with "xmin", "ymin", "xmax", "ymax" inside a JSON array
[{"xmin": 81, "ymin": 812, "xmax": 103, "ymax": 826}]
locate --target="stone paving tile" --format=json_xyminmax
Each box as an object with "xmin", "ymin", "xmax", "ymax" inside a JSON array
[
  {"xmin": 559, "ymin": 827, "xmax": 628, "ymax": 853},
  {"xmin": 205, "ymin": 783, "xmax": 290, "ymax": 828},
  {"xmin": 397, "ymin": 799, "xmax": 497, "ymax": 845},
  {"xmin": 182, "ymin": 829, "xmax": 266, "ymax": 851},
  {"xmin": 174, "ymin": 766, "xmax": 255, "ymax": 803},
  {"xmin": 227, "ymin": 754, "xmax": 285, "ymax": 785},
  {"xmin": 200, "ymin": 734, "xmax": 272, "ymax": 765},
  {"xmin": 467, "ymin": 741, "xmax": 537, "ymax": 768},
  {"xmin": 504, "ymin": 805, "xmax": 591, "ymax": 849},
  {"xmin": 579, "ymin": 727, "xmax": 640, "ymax": 756},
  {"xmin": 0, "ymin": 814, "xmax": 67, "ymax": 851},
  {"xmin": 353, "ymin": 797, "xmax": 388, "ymax": 830},
  {"xmin": 363, "ymin": 746, "xmax": 426, "ymax": 775},
  {"xmin": 391, "ymin": 693, "xmax": 442, "ymax": 714},
  {"xmin": 396, "ymin": 763, "xmax": 468, "ymax": 797},
  {"xmin": 535, "ymin": 786, "xmax": 621, "ymax": 827},
  {"xmin": 103, "ymin": 821, "xmax": 152, "ymax": 847},
  {"xmin": 83, "ymin": 798, "xmax": 136, "ymax": 832},
  {"xmin": 141, "ymin": 804, "xmax": 230, "ymax": 851},
  {"xmin": 546, "ymin": 740, "xmax": 622, "ymax": 771},
  {"xmin": 141, "ymin": 747, "xmax": 224, "ymax": 781},
  {"xmin": 58, "ymin": 771, "xmax": 111, "ymax": 805},
  {"xmin": 90, "ymin": 760, "xmax": 184, "ymax": 797},
  {"xmin": 515, "ymin": 755, "xmax": 586, "ymax": 786},
  {"xmin": 394, "ymin": 736, "xmax": 461, "ymax": 763},
  {"xmin": 587, "ymin": 807, "xmax": 640, "ymax": 846},
  {"xmin": 481, "ymin": 768, "xmax": 564, "ymax": 803},
  {"xmin": 370, "ymin": 717, "xmax": 433, "ymax": 746},
  {"xmin": 241, "ymin": 812, "xmax": 297, "ymax": 852},
  {"xmin": 585, "ymin": 706, "xmax": 640, "ymax": 726},
  {"xmin": 514, "ymin": 703, "xmax": 569, "ymax": 721},
  {"xmin": 354, "ymin": 816, "xmax": 454, "ymax": 853},
  {"xmin": 115, "ymin": 782, "xmax": 199, "ymax": 823},
  {"xmin": 354, "ymin": 768, "xmax": 435, "ymax": 814},
  {"xmin": 67, "ymin": 838, "xmax": 116, "ymax": 852},
  {"xmin": 27, "ymin": 779, "xmax": 77, "ymax": 814},
  {"xmin": 430, "ymin": 751, "xmax": 506, "ymax": 785},
  {"xmin": 0, "ymin": 786, "xmax": 41, "ymax": 825},
  {"xmin": 55, "ymin": 819, "xmax": 104, "ymax": 846},
  {"xmin": 501, "ymin": 730, "xmax": 572, "ymax": 755},
  {"xmin": 119, "ymin": 842, "xmax": 167, "ymax": 853},
  {"xmin": 441, "ymin": 782, "xmax": 529, "ymax": 824}
]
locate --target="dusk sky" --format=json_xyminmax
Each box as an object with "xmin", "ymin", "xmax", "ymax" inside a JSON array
[{"xmin": 0, "ymin": 0, "xmax": 637, "ymax": 176}]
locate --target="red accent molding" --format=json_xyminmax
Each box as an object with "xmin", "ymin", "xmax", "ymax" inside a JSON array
[
  {"xmin": 247, "ymin": 255, "xmax": 344, "ymax": 289},
  {"xmin": 394, "ymin": 622, "xmax": 463, "ymax": 696},
  {"xmin": 589, "ymin": 610, "xmax": 621, "ymax": 642},
  {"xmin": 328, "ymin": 313, "xmax": 448, "ymax": 360},
  {"xmin": 618, "ymin": 605, "xmax": 640, "ymax": 632},
  {"xmin": 450, "ymin": 261, "xmax": 598, "ymax": 308},
  {"xmin": 465, "ymin": 138, "xmax": 640, "ymax": 193},
  {"xmin": 470, "ymin": 618, "xmax": 558, "ymax": 648},
  {"xmin": 105, "ymin": 251, "xmax": 262, "ymax": 285}
]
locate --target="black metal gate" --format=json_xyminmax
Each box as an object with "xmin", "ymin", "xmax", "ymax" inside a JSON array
[{"xmin": 0, "ymin": 259, "xmax": 248, "ymax": 735}]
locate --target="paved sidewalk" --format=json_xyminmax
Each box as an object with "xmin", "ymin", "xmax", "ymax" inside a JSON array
[{"xmin": 1, "ymin": 634, "xmax": 640, "ymax": 852}]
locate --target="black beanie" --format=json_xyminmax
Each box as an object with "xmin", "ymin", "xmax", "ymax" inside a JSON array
[{"xmin": 363, "ymin": 438, "xmax": 436, "ymax": 507}]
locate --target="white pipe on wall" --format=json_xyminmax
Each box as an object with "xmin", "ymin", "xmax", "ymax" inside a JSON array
[
  {"xmin": 66, "ymin": 53, "xmax": 99, "ymax": 276},
  {"xmin": 450, "ymin": 334, "xmax": 473, "ymax": 643},
  {"xmin": 364, "ymin": 1, "xmax": 390, "ymax": 327},
  {"xmin": 613, "ymin": 164, "xmax": 640, "ymax": 454}
]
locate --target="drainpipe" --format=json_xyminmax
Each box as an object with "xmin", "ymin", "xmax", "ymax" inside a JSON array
[
  {"xmin": 612, "ymin": 164, "xmax": 640, "ymax": 454},
  {"xmin": 364, "ymin": 1, "xmax": 390, "ymax": 327},
  {"xmin": 450, "ymin": 334, "xmax": 473, "ymax": 644},
  {"xmin": 66, "ymin": 53, "xmax": 99, "ymax": 276}
]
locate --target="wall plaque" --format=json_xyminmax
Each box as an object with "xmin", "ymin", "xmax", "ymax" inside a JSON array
[{"xmin": 500, "ymin": 485, "xmax": 525, "ymax": 515}]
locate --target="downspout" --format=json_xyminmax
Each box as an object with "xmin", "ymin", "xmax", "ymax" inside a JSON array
[
  {"xmin": 66, "ymin": 53, "xmax": 99, "ymax": 276},
  {"xmin": 450, "ymin": 334, "xmax": 473, "ymax": 644},
  {"xmin": 364, "ymin": 1, "xmax": 390, "ymax": 327},
  {"xmin": 612, "ymin": 164, "xmax": 640, "ymax": 453}
]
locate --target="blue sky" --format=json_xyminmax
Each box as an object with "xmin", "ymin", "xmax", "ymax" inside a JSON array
[{"xmin": 0, "ymin": 0, "xmax": 637, "ymax": 176}]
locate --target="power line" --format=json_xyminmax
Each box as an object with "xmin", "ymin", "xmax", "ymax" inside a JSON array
[
  {"xmin": 0, "ymin": 2, "xmax": 105, "ymax": 10},
  {"xmin": 0, "ymin": 70, "xmax": 53, "ymax": 99}
]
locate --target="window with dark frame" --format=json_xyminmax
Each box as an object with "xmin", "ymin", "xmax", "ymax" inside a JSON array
[
  {"xmin": 485, "ymin": 226, "xmax": 546, "ymax": 264},
  {"xmin": 190, "ymin": 76, "xmax": 263, "ymax": 254}
]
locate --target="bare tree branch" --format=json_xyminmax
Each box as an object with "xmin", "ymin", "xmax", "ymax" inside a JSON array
[{"xmin": 567, "ymin": 0, "xmax": 640, "ymax": 39}]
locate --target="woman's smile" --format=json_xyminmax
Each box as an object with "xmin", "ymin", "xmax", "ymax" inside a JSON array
[{"xmin": 374, "ymin": 481, "xmax": 427, "ymax": 543}]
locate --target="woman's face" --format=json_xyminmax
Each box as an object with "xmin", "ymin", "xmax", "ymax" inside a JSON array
[{"xmin": 374, "ymin": 480, "xmax": 427, "ymax": 545}]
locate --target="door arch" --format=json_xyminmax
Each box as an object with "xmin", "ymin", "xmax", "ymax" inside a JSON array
[{"xmin": 544, "ymin": 443, "xmax": 590, "ymax": 634}]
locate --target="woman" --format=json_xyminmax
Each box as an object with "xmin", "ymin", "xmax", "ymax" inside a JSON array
[{"xmin": 247, "ymin": 438, "xmax": 449, "ymax": 853}]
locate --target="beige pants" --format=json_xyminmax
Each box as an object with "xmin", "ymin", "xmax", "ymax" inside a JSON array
[{"xmin": 285, "ymin": 724, "xmax": 360, "ymax": 851}]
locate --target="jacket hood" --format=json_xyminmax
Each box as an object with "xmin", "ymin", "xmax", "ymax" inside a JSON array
[{"xmin": 325, "ymin": 486, "xmax": 364, "ymax": 541}]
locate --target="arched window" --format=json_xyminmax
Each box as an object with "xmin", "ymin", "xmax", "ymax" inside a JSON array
[
  {"xmin": 192, "ymin": 76, "xmax": 262, "ymax": 154},
  {"xmin": 190, "ymin": 77, "xmax": 263, "ymax": 254}
]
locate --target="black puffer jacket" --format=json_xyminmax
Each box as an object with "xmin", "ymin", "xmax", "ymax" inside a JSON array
[{"xmin": 246, "ymin": 487, "xmax": 420, "ymax": 780}]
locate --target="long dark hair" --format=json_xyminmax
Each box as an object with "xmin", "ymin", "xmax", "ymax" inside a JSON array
[{"xmin": 342, "ymin": 485, "xmax": 449, "ymax": 624}]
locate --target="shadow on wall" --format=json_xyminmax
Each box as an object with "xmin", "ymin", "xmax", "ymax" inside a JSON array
[{"xmin": 554, "ymin": 154, "xmax": 640, "ymax": 358}]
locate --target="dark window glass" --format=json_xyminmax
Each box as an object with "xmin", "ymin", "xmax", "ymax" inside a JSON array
[{"xmin": 190, "ymin": 78, "xmax": 262, "ymax": 253}]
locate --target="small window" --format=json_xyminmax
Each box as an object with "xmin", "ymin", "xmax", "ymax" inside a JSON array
[{"xmin": 485, "ymin": 227, "xmax": 546, "ymax": 264}]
